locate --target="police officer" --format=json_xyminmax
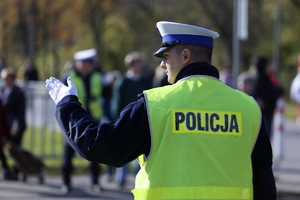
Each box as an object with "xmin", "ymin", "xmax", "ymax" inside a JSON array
[
  {"xmin": 60, "ymin": 48, "xmax": 103, "ymax": 193},
  {"xmin": 46, "ymin": 21, "xmax": 276, "ymax": 199}
]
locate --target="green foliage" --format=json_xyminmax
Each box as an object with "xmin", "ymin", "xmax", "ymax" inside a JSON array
[
  {"xmin": 22, "ymin": 128, "xmax": 64, "ymax": 158},
  {"xmin": 102, "ymin": 15, "xmax": 133, "ymax": 72}
]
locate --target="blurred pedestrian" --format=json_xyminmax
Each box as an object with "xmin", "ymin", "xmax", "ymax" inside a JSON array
[
  {"xmin": 60, "ymin": 48, "xmax": 104, "ymax": 193},
  {"xmin": 110, "ymin": 51, "xmax": 152, "ymax": 188},
  {"xmin": 237, "ymin": 71, "xmax": 255, "ymax": 95},
  {"xmin": 46, "ymin": 21, "xmax": 276, "ymax": 199},
  {"xmin": 251, "ymin": 56, "xmax": 284, "ymax": 138},
  {"xmin": 0, "ymin": 99, "xmax": 13, "ymax": 181},
  {"xmin": 0, "ymin": 67, "xmax": 26, "ymax": 180},
  {"xmin": 102, "ymin": 70, "xmax": 121, "ymax": 121},
  {"xmin": 0, "ymin": 68, "xmax": 26, "ymax": 146},
  {"xmin": 290, "ymin": 54, "xmax": 300, "ymax": 125},
  {"xmin": 219, "ymin": 64, "xmax": 234, "ymax": 87},
  {"xmin": 111, "ymin": 51, "xmax": 152, "ymax": 119},
  {"xmin": 23, "ymin": 58, "xmax": 39, "ymax": 82},
  {"xmin": 21, "ymin": 58, "xmax": 39, "ymax": 110},
  {"xmin": 101, "ymin": 70, "xmax": 121, "ymax": 182},
  {"xmin": 101, "ymin": 70, "xmax": 123, "ymax": 182}
]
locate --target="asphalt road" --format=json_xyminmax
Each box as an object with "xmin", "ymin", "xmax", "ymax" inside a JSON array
[
  {"xmin": 0, "ymin": 174, "xmax": 135, "ymax": 200},
  {"xmin": 1, "ymin": 117, "xmax": 300, "ymax": 200}
]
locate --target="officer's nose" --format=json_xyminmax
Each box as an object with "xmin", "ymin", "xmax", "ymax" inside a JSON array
[{"xmin": 160, "ymin": 61, "xmax": 166, "ymax": 69}]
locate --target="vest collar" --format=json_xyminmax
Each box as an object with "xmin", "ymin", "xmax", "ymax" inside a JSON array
[{"xmin": 174, "ymin": 62, "xmax": 219, "ymax": 83}]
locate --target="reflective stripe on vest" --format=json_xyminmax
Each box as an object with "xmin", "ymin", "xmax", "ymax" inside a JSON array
[
  {"xmin": 132, "ymin": 186, "xmax": 253, "ymax": 199},
  {"xmin": 133, "ymin": 76, "xmax": 261, "ymax": 200},
  {"xmin": 69, "ymin": 70, "xmax": 103, "ymax": 120}
]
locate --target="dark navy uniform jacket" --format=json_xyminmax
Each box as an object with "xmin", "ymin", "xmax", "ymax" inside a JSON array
[{"xmin": 56, "ymin": 62, "xmax": 276, "ymax": 199}]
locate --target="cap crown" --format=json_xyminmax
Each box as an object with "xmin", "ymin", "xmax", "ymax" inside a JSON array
[
  {"xmin": 157, "ymin": 21, "xmax": 219, "ymax": 39},
  {"xmin": 73, "ymin": 48, "xmax": 97, "ymax": 62},
  {"xmin": 154, "ymin": 21, "xmax": 219, "ymax": 58}
]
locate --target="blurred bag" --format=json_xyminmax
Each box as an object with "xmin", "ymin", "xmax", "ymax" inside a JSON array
[{"xmin": 8, "ymin": 143, "xmax": 45, "ymax": 175}]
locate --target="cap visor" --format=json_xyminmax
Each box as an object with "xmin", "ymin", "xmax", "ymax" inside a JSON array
[{"xmin": 153, "ymin": 46, "xmax": 172, "ymax": 58}]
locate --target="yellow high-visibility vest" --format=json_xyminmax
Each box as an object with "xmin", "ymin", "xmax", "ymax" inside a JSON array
[
  {"xmin": 132, "ymin": 75, "xmax": 261, "ymax": 200},
  {"xmin": 69, "ymin": 70, "xmax": 103, "ymax": 120}
]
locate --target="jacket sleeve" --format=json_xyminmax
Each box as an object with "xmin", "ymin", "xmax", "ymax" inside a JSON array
[
  {"xmin": 55, "ymin": 95, "xmax": 151, "ymax": 167},
  {"xmin": 251, "ymin": 120, "xmax": 277, "ymax": 199}
]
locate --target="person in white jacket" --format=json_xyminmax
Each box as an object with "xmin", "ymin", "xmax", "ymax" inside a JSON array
[{"xmin": 290, "ymin": 55, "xmax": 300, "ymax": 124}]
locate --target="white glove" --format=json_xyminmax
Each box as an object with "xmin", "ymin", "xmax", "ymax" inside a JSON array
[{"xmin": 45, "ymin": 77, "xmax": 78, "ymax": 104}]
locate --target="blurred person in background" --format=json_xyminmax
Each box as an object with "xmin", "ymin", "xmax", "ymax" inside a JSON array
[
  {"xmin": 111, "ymin": 51, "xmax": 153, "ymax": 119},
  {"xmin": 101, "ymin": 70, "xmax": 121, "ymax": 182},
  {"xmin": 110, "ymin": 51, "xmax": 152, "ymax": 188},
  {"xmin": 0, "ymin": 67, "xmax": 26, "ymax": 180},
  {"xmin": 219, "ymin": 64, "xmax": 234, "ymax": 88},
  {"xmin": 21, "ymin": 58, "xmax": 39, "ymax": 110},
  {"xmin": 237, "ymin": 72, "xmax": 255, "ymax": 95},
  {"xmin": 60, "ymin": 48, "xmax": 104, "ymax": 193},
  {"xmin": 23, "ymin": 58, "xmax": 39, "ymax": 82},
  {"xmin": 251, "ymin": 56, "xmax": 284, "ymax": 138},
  {"xmin": 102, "ymin": 70, "xmax": 121, "ymax": 122}
]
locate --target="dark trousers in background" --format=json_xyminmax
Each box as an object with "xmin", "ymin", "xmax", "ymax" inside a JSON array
[
  {"xmin": 62, "ymin": 142, "xmax": 100, "ymax": 186},
  {"xmin": 263, "ymin": 115, "xmax": 273, "ymax": 139}
]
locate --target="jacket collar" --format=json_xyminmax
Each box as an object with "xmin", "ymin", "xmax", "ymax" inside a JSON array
[{"xmin": 174, "ymin": 62, "xmax": 220, "ymax": 83}]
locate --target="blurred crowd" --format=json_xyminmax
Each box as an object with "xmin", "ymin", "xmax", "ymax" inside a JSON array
[{"xmin": 0, "ymin": 50, "xmax": 300, "ymax": 194}]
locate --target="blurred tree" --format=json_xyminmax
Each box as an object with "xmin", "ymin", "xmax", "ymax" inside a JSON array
[
  {"xmin": 102, "ymin": 15, "xmax": 132, "ymax": 72},
  {"xmin": 185, "ymin": 0, "xmax": 233, "ymax": 69},
  {"xmin": 0, "ymin": 0, "xmax": 28, "ymax": 68},
  {"xmin": 278, "ymin": 0, "xmax": 300, "ymax": 91},
  {"xmin": 0, "ymin": 0, "xmax": 299, "ymax": 97}
]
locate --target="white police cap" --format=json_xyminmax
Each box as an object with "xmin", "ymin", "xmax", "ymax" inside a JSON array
[
  {"xmin": 73, "ymin": 48, "xmax": 97, "ymax": 62},
  {"xmin": 154, "ymin": 21, "xmax": 219, "ymax": 58}
]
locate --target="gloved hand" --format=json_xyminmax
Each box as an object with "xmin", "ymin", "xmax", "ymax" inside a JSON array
[{"xmin": 45, "ymin": 77, "xmax": 78, "ymax": 104}]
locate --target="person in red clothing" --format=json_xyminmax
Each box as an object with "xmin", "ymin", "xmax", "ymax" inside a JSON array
[{"xmin": 251, "ymin": 57, "xmax": 284, "ymax": 138}]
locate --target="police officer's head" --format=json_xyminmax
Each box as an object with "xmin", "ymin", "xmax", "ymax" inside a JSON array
[
  {"xmin": 154, "ymin": 21, "xmax": 219, "ymax": 84},
  {"xmin": 73, "ymin": 48, "xmax": 97, "ymax": 77}
]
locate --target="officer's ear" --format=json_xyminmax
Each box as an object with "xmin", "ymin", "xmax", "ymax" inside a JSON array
[{"xmin": 182, "ymin": 48, "xmax": 191, "ymax": 64}]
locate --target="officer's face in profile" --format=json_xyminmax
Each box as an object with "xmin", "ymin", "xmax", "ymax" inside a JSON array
[
  {"xmin": 160, "ymin": 47, "xmax": 185, "ymax": 84},
  {"xmin": 77, "ymin": 61, "xmax": 95, "ymax": 77}
]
